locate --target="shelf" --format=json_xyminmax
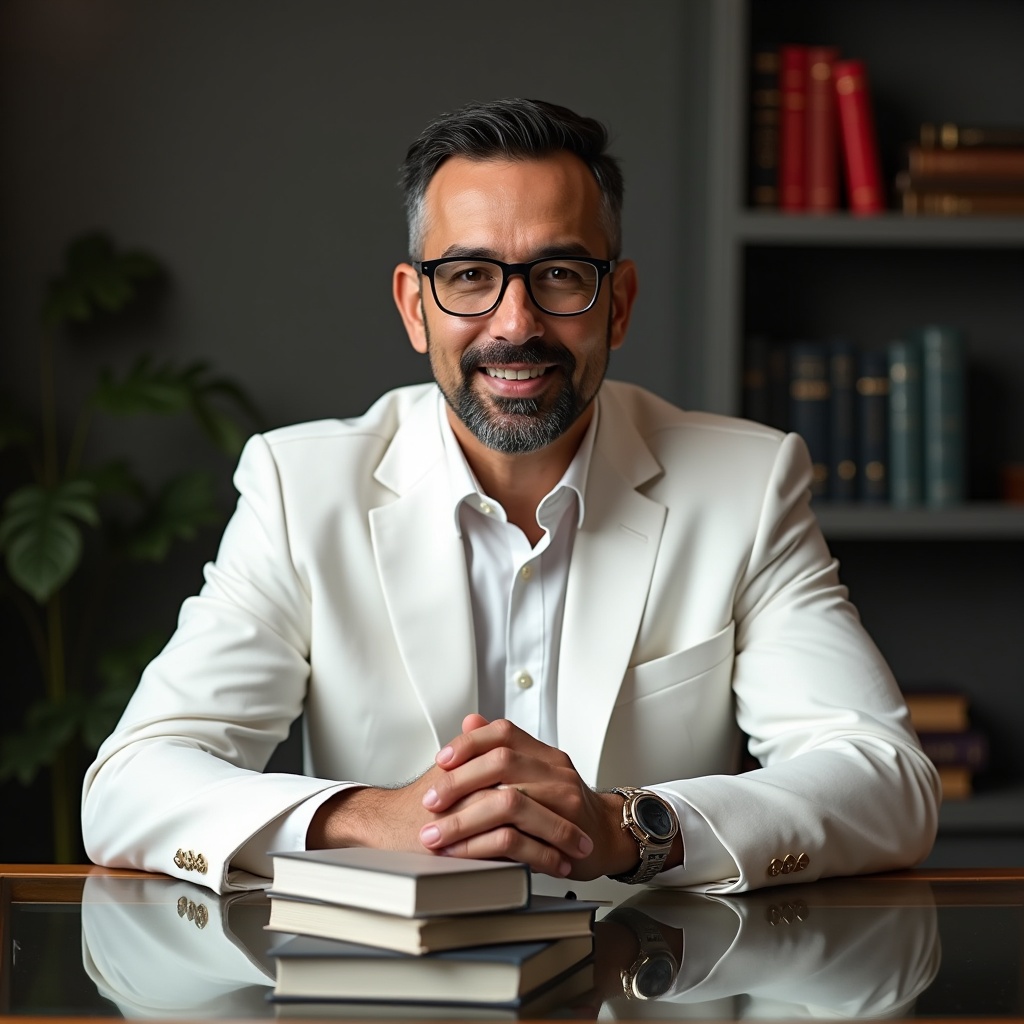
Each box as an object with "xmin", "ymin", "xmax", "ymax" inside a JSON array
[
  {"xmin": 734, "ymin": 211, "xmax": 1024, "ymax": 248},
  {"xmin": 938, "ymin": 784, "xmax": 1024, "ymax": 835},
  {"xmin": 814, "ymin": 503, "xmax": 1024, "ymax": 540}
]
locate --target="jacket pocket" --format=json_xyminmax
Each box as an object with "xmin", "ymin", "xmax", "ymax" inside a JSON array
[{"xmin": 598, "ymin": 622, "xmax": 739, "ymax": 787}]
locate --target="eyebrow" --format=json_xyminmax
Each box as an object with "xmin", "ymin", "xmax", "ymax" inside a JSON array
[{"xmin": 438, "ymin": 243, "xmax": 596, "ymax": 261}]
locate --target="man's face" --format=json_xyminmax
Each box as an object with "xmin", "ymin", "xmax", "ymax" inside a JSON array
[{"xmin": 394, "ymin": 153, "xmax": 636, "ymax": 458}]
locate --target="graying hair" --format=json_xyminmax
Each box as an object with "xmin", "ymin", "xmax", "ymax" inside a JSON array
[{"xmin": 399, "ymin": 98, "xmax": 624, "ymax": 260}]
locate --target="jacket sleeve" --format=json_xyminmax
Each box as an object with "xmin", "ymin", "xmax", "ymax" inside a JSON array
[
  {"xmin": 81, "ymin": 434, "xmax": 344, "ymax": 894},
  {"xmin": 653, "ymin": 431, "xmax": 941, "ymax": 892}
]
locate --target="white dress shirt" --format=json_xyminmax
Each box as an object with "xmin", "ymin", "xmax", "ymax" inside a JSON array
[{"xmin": 234, "ymin": 392, "xmax": 737, "ymax": 885}]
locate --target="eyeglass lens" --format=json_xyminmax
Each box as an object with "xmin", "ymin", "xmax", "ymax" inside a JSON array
[{"xmin": 432, "ymin": 260, "xmax": 600, "ymax": 315}]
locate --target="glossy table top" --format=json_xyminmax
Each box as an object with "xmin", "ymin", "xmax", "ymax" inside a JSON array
[{"xmin": 2, "ymin": 865, "xmax": 1023, "ymax": 1021}]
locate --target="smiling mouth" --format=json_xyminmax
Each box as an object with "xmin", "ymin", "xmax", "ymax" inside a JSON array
[{"xmin": 484, "ymin": 366, "xmax": 551, "ymax": 380}]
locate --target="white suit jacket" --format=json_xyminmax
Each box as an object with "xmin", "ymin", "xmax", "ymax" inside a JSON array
[{"xmin": 82, "ymin": 381, "xmax": 940, "ymax": 893}]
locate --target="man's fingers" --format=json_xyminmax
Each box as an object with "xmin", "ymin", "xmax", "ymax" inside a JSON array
[
  {"xmin": 418, "ymin": 784, "xmax": 593, "ymax": 865},
  {"xmin": 436, "ymin": 717, "xmax": 568, "ymax": 771}
]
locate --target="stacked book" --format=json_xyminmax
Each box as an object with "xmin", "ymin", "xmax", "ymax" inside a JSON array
[
  {"xmin": 749, "ymin": 42, "xmax": 884, "ymax": 214},
  {"xmin": 266, "ymin": 848, "xmax": 596, "ymax": 1013},
  {"xmin": 898, "ymin": 123, "xmax": 1024, "ymax": 216},
  {"xmin": 904, "ymin": 689, "xmax": 989, "ymax": 800},
  {"xmin": 743, "ymin": 326, "xmax": 967, "ymax": 507}
]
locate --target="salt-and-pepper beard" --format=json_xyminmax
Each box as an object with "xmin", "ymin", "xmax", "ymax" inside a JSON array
[{"xmin": 425, "ymin": 326, "xmax": 610, "ymax": 455}]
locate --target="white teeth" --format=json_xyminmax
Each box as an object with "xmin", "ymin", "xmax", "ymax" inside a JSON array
[{"xmin": 486, "ymin": 366, "xmax": 546, "ymax": 380}]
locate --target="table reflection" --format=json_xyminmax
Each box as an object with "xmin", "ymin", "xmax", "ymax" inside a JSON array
[{"xmin": 75, "ymin": 874, "xmax": 941, "ymax": 1019}]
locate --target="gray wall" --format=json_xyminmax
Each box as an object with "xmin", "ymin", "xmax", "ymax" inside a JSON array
[{"xmin": 1, "ymin": 0, "xmax": 702, "ymax": 437}]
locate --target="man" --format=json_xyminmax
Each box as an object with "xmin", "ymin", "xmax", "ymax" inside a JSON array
[{"xmin": 82, "ymin": 98, "xmax": 940, "ymax": 895}]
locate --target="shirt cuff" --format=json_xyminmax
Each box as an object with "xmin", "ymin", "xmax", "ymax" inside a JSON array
[
  {"xmin": 649, "ymin": 787, "xmax": 740, "ymax": 888},
  {"xmin": 229, "ymin": 783, "xmax": 355, "ymax": 880}
]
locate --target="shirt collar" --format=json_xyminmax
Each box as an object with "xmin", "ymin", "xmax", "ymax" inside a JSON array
[{"xmin": 437, "ymin": 388, "xmax": 599, "ymax": 537}]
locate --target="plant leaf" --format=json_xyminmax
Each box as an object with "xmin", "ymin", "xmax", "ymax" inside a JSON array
[
  {"xmin": 93, "ymin": 356, "xmax": 193, "ymax": 415},
  {"xmin": 123, "ymin": 470, "xmax": 220, "ymax": 562},
  {"xmin": 41, "ymin": 232, "xmax": 163, "ymax": 328},
  {"xmin": 0, "ymin": 479, "xmax": 99, "ymax": 603}
]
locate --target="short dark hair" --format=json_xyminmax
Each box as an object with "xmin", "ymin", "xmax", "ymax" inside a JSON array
[{"xmin": 400, "ymin": 98, "xmax": 624, "ymax": 259}]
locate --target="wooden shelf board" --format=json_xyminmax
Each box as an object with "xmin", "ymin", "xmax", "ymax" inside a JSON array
[{"xmin": 814, "ymin": 503, "xmax": 1024, "ymax": 540}]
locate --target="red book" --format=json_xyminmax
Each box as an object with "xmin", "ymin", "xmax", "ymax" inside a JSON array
[
  {"xmin": 778, "ymin": 45, "xmax": 808, "ymax": 211},
  {"xmin": 834, "ymin": 58, "xmax": 885, "ymax": 214},
  {"xmin": 805, "ymin": 46, "xmax": 840, "ymax": 212}
]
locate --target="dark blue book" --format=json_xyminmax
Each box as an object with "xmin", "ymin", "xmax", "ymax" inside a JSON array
[
  {"xmin": 918, "ymin": 325, "xmax": 967, "ymax": 507},
  {"xmin": 269, "ymin": 933, "xmax": 593, "ymax": 1004},
  {"xmin": 828, "ymin": 338, "xmax": 858, "ymax": 501},
  {"xmin": 856, "ymin": 350, "xmax": 889, "ymax": 503},
  {"xmin": 789, "ymin": 340, "xmax": 830, "ymax": 498},
  {"xmin": 888, "ymin": 337, "xmax": 924, "ymax": 507}
]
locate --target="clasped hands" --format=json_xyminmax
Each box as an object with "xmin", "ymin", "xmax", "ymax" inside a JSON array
[{"xmin": 313, "ymin": 713, "xmax": 637, "ymax": 880}]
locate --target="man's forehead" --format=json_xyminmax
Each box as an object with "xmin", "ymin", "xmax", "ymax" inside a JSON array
[{"xmin": 420, "ymin": 152, "xmax": 607, "ymax": 257}]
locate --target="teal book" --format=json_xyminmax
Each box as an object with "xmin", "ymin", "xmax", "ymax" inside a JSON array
[
  {"xmin": 828, "ymin": 338, "xmax": 858, "ymax": 501},
  {"xmin": 888, "ymin": 337, "xmax": 924, "ymax": 507},
  {"xmin": 918, "ymin": 325, "xmax": 966, "ymax": 507},
  {"xmin": 856, "ymin": 350, "xmax": 889, "ymax": 503},
  {"xmin": 789, "ymin": 340, "xmax": 830, "ymax": 498}
]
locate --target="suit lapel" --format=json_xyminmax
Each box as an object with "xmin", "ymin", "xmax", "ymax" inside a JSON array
[
  {"xmin": 370, "ymin": 391, "xmax": 477, "ymax": 749},
  {"xmin": 558, "ymin": 393, "xmax": 667, "ymax": 784}
]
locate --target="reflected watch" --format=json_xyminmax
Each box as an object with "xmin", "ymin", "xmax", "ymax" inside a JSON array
[{"xmin": 609, "ymin": 786, "xmax": 679, "ymax": 884}]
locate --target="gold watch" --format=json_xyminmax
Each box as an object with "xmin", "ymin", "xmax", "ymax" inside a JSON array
[{"xmin": 610, "ymin": 786, "xmax": 679, "ymax": 884}]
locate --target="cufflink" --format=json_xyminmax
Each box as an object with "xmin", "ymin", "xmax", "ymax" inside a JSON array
[
  {"xmin": 173, "ymin": 848, "xmax": 208, "ymax": 873},
  {"xmin": 768, "ymin": 852, "xmax": 809, "ymax": 877}
]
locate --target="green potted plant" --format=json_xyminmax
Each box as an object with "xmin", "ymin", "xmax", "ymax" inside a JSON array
[{"xmin": 0, "ymin": 232, "xmax": 261, "ymax": 861}]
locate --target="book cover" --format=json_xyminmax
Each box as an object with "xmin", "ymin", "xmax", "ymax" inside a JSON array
[
  {"xmin": 805, "ymin": 46, "xmax": 841, "ymax": 212},
  {"xmin": 269, "ymin": 933, "xmax": 593, "ymax": 1004},
  {"xmin": 789, "ymin": 340, "xmax": 830, "ymax": 497},
  {"xmin": 901, "ymin": 189, "xmax": 1024, "ymax": 216},
  {"xmin": 903, "ymin": 691, "xmax": 970, "ymax": 733},
  {"xmin": 749, "ymin": 47, "xmax": 780, "ymax": 208},
  {"xmin": 936, "ymin": 765, "xmax": 973, "ymax": 801},
  {"xmin": 779, "ymin": 45, "xmax": 808, "ymax": 211},
  {"xmin": 269, "ymin": 848, "xmax": 530, "ymax": 918},
  {"xmin": 888, "ymin": 337, "xmax": 923, "ymax": 507},
  {"xmin": 834, "ymin": 58, "xmax": 885, "ymax": 214},
  {"xmin": 266, "ymin": 892, "xmax": 598, "ymax": 956},
  {"xmin": 856, "ymin": 350, "xmax": 889, "ymax": 502},
  {"xmin": 919, "ymin": 730, "xmax": 989, "ymax": 771},
  {"xmin": 905, "ymin": 144, "xmax": 1024, "ymax": 183},
  {"xmin": 920, "ymin": 123, "xmax": 1024, "ymax": 150},
  {"xmin": 828, "ymin": 338, "xmax": 857, "ymax": 501},
  {"xmin": 918, "ymin": 325, "xmax": 966, "ymax": 507}
]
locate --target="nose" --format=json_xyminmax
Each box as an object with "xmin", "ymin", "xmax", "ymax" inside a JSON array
[{"xmin": 489, "ymin": 272, "xmax": 544, "ymax": 345}]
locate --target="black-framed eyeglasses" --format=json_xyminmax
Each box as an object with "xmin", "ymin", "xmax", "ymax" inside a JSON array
[{"xmin": 413, "ymin": 255, "xmax": 616, "ymax": 317}]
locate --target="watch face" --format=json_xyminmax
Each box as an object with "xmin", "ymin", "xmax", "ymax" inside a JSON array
[
  {"xmin": 635, "ymin": 795, "xmax": 675, "ymax": 840},
  {"xmin": 635, "ymin": 954, "xmax": 676, "ymax": 999}
]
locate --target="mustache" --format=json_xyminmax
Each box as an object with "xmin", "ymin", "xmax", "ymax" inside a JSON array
[{"xmin": 459, "ymin": 340, "xmax": 576, "ymax": 376}]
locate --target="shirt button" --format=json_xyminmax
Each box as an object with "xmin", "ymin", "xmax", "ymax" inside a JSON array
[
  {"xmin": 479, "ymin": 501, "xmax": 493, "ymax": 515},
  {"xmin": 516, "ymin": 671, "xmax": 534, "ymax": 690},
  {"xmin": 520, "ymin": 565, "xmax": 533, "ymax": 580}
]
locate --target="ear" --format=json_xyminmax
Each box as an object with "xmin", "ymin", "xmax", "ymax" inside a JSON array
[
  {"xmin": 608, "ymin": 258, "xmax": 638, "ymax": 351},
  {"xmin": 393, "ymin": 262, "xmax": 428, "ymax": 354}
]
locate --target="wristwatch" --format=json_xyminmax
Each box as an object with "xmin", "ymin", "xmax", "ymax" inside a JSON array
[
  {"xmin": 611, "ymin": 906, "xmax": 680, "ymax": 1000},
  {"xmin": 610, "ymin": 786, "xmax": 679, "ymax": 884}
]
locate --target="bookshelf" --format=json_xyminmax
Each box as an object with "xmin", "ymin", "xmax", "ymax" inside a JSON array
[{"xmin": 696, "ymin": 0, "xmax": 1024, "ymax": 865}]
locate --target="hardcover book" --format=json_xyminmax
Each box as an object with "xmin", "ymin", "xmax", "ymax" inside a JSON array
[
  {"xmin": 856, "ymin": 350, "xmax": 889, "ymax": 502},
  {"xmin": 269, "ymin": 849, "xmax": 530, "ymax": 918},
  {"xmin": 920, "ymin": 123, "xmax": 1024, "ymax": 150},
  {"xmin": 919, "ymin": 730, "xmax": 989, "ymax": 771},
  {"xmin": 805, "ymin": 46, "xmax": 841, "ymax": 212},
  {"xmin": 779, "ymin": 45, "xmax": 808, "ymax": 211},
  {"xmin": 918, "ymin": 325, "xmax": 966, "ymax": 507},
  {"xmin": 905, "ymin": 144, "xmax": 1024, "ymax": 183},
  {"xmin": 888, "ymin": 337, "xmax": 924, "ymax": 507},
  {"xmin": 828, "ymin": 337, "xmax": 857, "ymax": 501},
  {"xmin": 266, "ymin": 892, "xmax": 598, "ymax": 956},
  {"xmin": 269, "ymin": 933, "xmax": 593, "ymax": 1004},
  {"xmin": 749, "ymin": 47, "xmax": 781, "ymax": 208},
  {"xmin": 902, "ymin": 691, "xmax": 970, "ymax": 733},
  {"xmin": 834, "ymin": 58, "xmax": 885, "ymax": 214},
  {"xmin": 789, "ymin": 340, "xmax": 830, "ymax": 497}
]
